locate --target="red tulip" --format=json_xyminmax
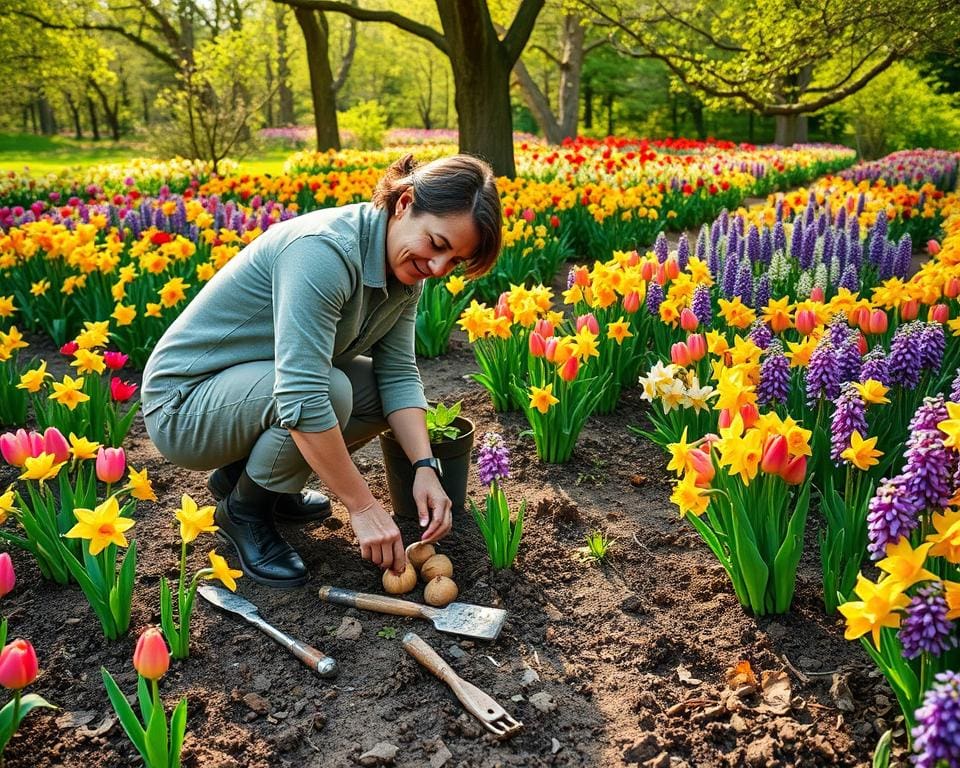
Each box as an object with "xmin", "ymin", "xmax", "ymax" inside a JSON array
[
  {"xmin": 133, "ymin": 628, "xmax": 169, "ymax": 681},
  {"xmin": 59, "ymin": 341, "xmax": 79, "ymax": 356},
  {"xmin": 680, "ymin": 308, "xmax": 699, "ymax": 332},
  {"xmin": 779, "ymin": 455, "xmax": 808, "ymax": 485},
  {"xmin": 664, "ymin": 258, "xmax": 679, "ymax": 280},
  {"xmin": 544, "ymin": 337, "xmax": 559, "ymax": 363},
  {"xmin": 549, "ymin": 214, "xmax": 560, "ymax": 228},
  {"xmin": 110, "ymin": 377, "xmax": 138, "ymax": 402},
  {"xmin": 521, "ymin": 208, "xmax": 535, "ymax": 223},
  {"xmin": 0, "ymin": 639, "xmax": 38, "ymax": 689},
  {"xmin": 687, "ymin": 334, "xmax": 707, "ymax": 361},
  {"xmin": 945, "ymin": 278, "xmax": 960, "ymax": 299},
  {"xmin": 928, "ymin": 239, "xmax": 941, "ymax": 256},
  {"xmin": 760, "ymin": 435, "xmax": 789, "ymax": 475},
  {"xmin": 559, "ymin": 355, "xmax": 580, "ymax": 382},
  {"xmin": 718, "ymin": 408, "xmax": 732, "ymax": 429},
  {"xmin": 494, "ymin": 292, "xmax": 512, "ymax": 321},
  {"xmin": 0, "ymin": 553, "xmax": 15, "ymax": 599},
  {"xmin": 42, "ymin": 427, "xmax": 70, "ymax": 464},
  {"xmin": 868, "ymin": 310, "xmax": 888, "ymax": 335},
  {"xmin": 103, "ymin": 351, "xmax": 129, "ymax": 370},
  {"xmin": 739, "ymin": 404, "xmax": 759, "ymax": 430},
  {"xmin": 623, "ymin": 291, "xmax": 641, "ymax": 313},
  {"xmin": 95, "ymin": 446, "xmax": 126, "ymax": 483},
  {"xmin": 640, "ymin": 261, "xmax": 655, "ymax": 281},
  {"xmin": 626, "ymin": 250, "xmax": 640, "ymax": 267},
  {"xmin": 857, "ymin": 332, "xmax": 868, "ymax": 356},
  {"xmin": 930, "ymin": 304, "xmax": 950, "ymax": 324},
  {"xmin": 900, "ymin": 300, "xmax": 919, "ymax": 321}
]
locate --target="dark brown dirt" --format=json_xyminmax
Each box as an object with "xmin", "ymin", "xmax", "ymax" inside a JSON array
[{"xmin": 0, "ymin": 329, "xmax": 896, "ymax": 767}]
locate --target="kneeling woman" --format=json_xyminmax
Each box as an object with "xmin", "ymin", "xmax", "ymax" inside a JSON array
[{"xmin": 142, "ymin": 155, "xmax": 502, "ymax": 587}]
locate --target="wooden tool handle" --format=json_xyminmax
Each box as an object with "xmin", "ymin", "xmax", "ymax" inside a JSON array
[
  {"xmin": 319, "ymin": 586, "xmax": 427, "ymax": 619},
  {"xmin": 402, "ymin": 632, "xmax": 455, "ymax": 684},
  {"xmin": 289, "ymin": 640, "xmax": 339, "ymax": 678}
]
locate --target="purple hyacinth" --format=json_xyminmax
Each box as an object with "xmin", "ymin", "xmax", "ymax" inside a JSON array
[
  {"xmin": 722, "ymin": 255, "xmax": 739, "ymax": 298},
  {"xmin": 806, "ymin": 340, "xmax": 842, "ymax": 407},
  {"xmin": 839, "ymin": 263, "xmax": 860, "ymax": 292},
  {"xmin": 920, "ymin": 323, "xmax": 946, "ymax": 373},
  {"xmin": 773, "ymin": 220, "xmax": 786, "ymax": 253},
  {"xmin": 867, "ymin": 475, "xmax": 921, "ymax": 559},
  {"xmin": 707, "ymin": 245, "xmax": 721, "ymax": 282},
  {"xmin": 835, "ymin": 230, "xmax": 849, "ymax": 272},
  {"xmin": 889, "ymin": 323, "xmax": 924, "ymax": 390},
  {"xmin": 899, "ymin": 584, "xmax": 956, "ymax": 661},
  {"xmin": 691, "ymin": 284, "xmax": 712, "ymax": 327},
  {"xmin": 746, "ymin": 225, "xmax": 760, "ymax": 263},
  {"xmin": 758, "ymin": 342, "xmax": 790, "ymax": 407},
  {"xmin": 831, "ymin": 382, "xmax": 868, "ymax": 464},
  {"xmin": 822, "ymin": 229, "xmax": 834, "ymax": 266},
  {"xmin": 860, "ymin": 348, "xmax": 891, "ymax": 386},
  {"xmin": 695, "ymin": 226, "xmax": 708, "ymax": 261},
  {"xmin": 849, "ymin": 238, "xmax": 863, "ymax": 271},
  {"xmin": 912, "ymin": 671, "xmax": 960, "ymax": 768},
  {"xmin": 566, "ymin": 267, "xmax": 576, "ymax": 289},
  {"xmin": 790, "ymin": 220, "xmax": 804, "ymax": 260},
  {"xmin": 869, "ymin": 229, "xmax": 887, "ymax": 269},
  {"xmin": 654, "ymin": 231, "xmax": 669, "ymax": 263},
  {"xmin": 735, "ymin": 261, "xmax": 754, "ymax": 305},
  {"xmin": 816, "ymin": 211, "xmax": 828, "ymax": 236},
  {"xmin": 754, "ymin": 274, "xmax": 771, "ymax": 311},
  {"xmin": 646, "ymin": 281, "xmax": 664, "ymax": 316},
  {"xmin": 748, "ymin": 320, "xmax": 773, "ymax": 350},
  {"xmin": 836, "ymin": 206, "xmax": 847, "ymax": 230},
  {"xmin": 895, "ymin": 234, "xmax": 913, "ymax": 278},
  {"xmin": 477, "ymin": 432, "xmax": 510, "ymax": 486},
  {"xmin": 950, "ymin": 365, "xmax": 960, "ymax": 402},
  {"xmin": 801, "ymin": 226, "xmax": 817, "ymax": 270},
  {"xmin": 848, "ymin": 216, "xmax": 861, "ymax": 244},
  {"xmin": 901, "ymin": 397, "xmax": 956, "ymax": 510},
  {"xmin": 676, "ymin": 233, "xmax": 690, "ymax": 270},
  {"xmin": 759, "ymin": 229, "xmax": 773, "ymax": 264}
]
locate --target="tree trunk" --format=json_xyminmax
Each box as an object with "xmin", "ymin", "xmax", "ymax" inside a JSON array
[
  {"xmin": 688, "ymin": 97, "xmax": 704, "ymax": 139},
  {"xmin": 264, "ymin": 52, "xmax": 275, "ymax": 125},
  {"xmin": 436, "ymin": 3, "xmax": 516, "ymax": 176},
  {"xmin": 556, "ymin": 13, "xmax": 584, "ymax": 139},
  {"xmin": 64, "ymin": 92, "xmax": 83, "ymax": 139},
  {"xmin": 605, "ymin": 92, "xmax": 613, "ymax": 135},
  {"xmin": 583, "ymin": 80, "xmax": 593, "ymax": 129},
  {"xmin": 276, "ymin": 5, "xmax": 296, "ymax": 124},
  {"xmin": 294, "ymin": 8, "xmax": 341, "ymax": 151},
  {"xmin": 38, "ymin": 97, "xmax": 56, "ymax": 135},
  {"xmin": 513, "ymin": 61, "xmax": 563, "ymax": 143},
  {"xmin": 774, "ymin": 114, "xmax": 808, "ymax": 145},
  {"xmin": 86, "ymin": 97, "xmax": 100, "ymax": 140},
  {"xmin": 90, "ymin": 80, "xmax": 121, "ymax": 140},
  {"xmin": 141, "ymin": 90, "xmax": 151, "ymax": 125}
]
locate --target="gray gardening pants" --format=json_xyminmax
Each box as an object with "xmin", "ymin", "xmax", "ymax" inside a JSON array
[{"xmin": 143, "ymin": 356, "xmax": 388, "ymax": 493}]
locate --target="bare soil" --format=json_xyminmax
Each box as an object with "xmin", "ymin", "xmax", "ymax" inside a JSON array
[{"xmin": 1, "ymin": 329, "xmax": 892, "ymax": 768}]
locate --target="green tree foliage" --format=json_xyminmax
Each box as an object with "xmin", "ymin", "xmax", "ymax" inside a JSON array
[{"xmin": 822, "ymin": 62, "xmax": 960, "ymax": 158}]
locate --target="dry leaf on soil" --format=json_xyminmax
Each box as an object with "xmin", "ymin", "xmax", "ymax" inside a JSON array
[
  {"xmin": 726, "ymin": 660, "xmax": 757, "ymax": 692},
  {"xmin": 758, "ymin": 669, "xmax": 792, "ymax": 715},
  {"xmin": 676, "ymin": 664, "xmax": 703, "ymax": 686}
]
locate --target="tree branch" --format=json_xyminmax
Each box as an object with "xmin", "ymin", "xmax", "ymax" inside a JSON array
[
  {"xmin": 273, "ymin": 0, "xmax": 448, "ymax": 54},
  {"xmin": 502, "ymin": 0, "xmax": 545, "ymax": 64}
]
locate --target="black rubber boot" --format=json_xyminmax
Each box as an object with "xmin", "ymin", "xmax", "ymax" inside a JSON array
[
  {"xmin": 213, "ymin": 471, "xmax": 308, "ymax": 587},
  {"xmin": 208, "ymin": 463, "xmax": 332, "ymax": 524}
]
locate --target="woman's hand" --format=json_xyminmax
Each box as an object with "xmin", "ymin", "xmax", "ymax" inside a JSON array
[
  {"xmin": 350, "ymin": 501, "xmax": 406, "ymax": 572},
  {"xmin": 413, "ymin": 467, "xmax": 453, "ymax": 542}
]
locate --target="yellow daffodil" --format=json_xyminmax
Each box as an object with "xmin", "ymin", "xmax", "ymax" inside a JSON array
[
  {"xmin": 159, "ymin": 277, "xmax": 190, "ymax": 308},
  {"xmin": 667, "ymin": 427, "xmax": 693, "ymax": 476},
  {"xmin": 606, "ymin": 318, "xmax": 632, "ymax": 344},
  {"xmin": 49, "ymin": 374, "xmax": 90, "ymax": 410},
  {"xmin": 174, "ymin": 494, "xmax": 217, "ymax": 543},
  {"xmin": 529, "ymin": 384, "xmax": 559, "ymax": 414},
  {"xmin": 840, "ymin": 431, "xmax": 883, "ymax": 471},
  {"xmin": 670, "ymin": 471, "xmax": 710, "ymax": 517},
  {"xmin": 64, "ymin": 495, "xmax": 135, "ymax": 555},
  {"xmin": 853, "ymin": 379, "xmax": 890, "ymax": 405},
  {"xmin": 111, "ymin": 303, "xmax": 137, "ymax": 326},
  {"xmin": 571, "ymin": 327, "xmax": 600, "ymax": 361},
  {"xmin": 75, "ymin": 320, "xmax": 110, "ymax": 349},
  {"xmin": 876, "ymin": 538, "xmax": 938, "ymax": 589},
  {"xmin": 126, "ymin": 467, "xmax": 158, "ymax": 502},
  {"xmin": 16, "ymin": 361, "xmax": 51, "ymax": 393},
  {"xmin": 71, "ymin": 348, "xmax": 106, "ymax": 375},
  {"xmin": 446, "ymin": 275, "xmax": 466, "ymax": 296},
  {"xmin": 205, "ymin": 550, "xmax": 243, "ymax": 591},
  {"xmin": 938, "ymin": 401, "xmax": 960, "ymax": 449},
  {"xmin": 68, "ymin": 433, "xmax": 100, "ymax": 461},
  {"xmin": 19, "ymin": 452, "xmax": 66, "ymax": 483},
  {"xmin": 838, "ymin": 574, "xmax": 910, "ymax": 649},
  {"xmin": 0, "ymin": 485, "xmax": 16, "ymax": 524},
  {"xmin": 926, "ymin": 508, "xmax": 960, "ymax": 563},
  {"xmin": 0, "ymin": 296, "xmax": 15, "ymax": 318},
  {"xmin": 716, "ymin": 417, "xmax": 763, "ymax": 485},
  {"xmin": 781, "ymin": 417, "xmax": 813, "ymax": 457},
  {"xmin": 944, "ymin": 580, "xmax": 960, "ymax": 620}
]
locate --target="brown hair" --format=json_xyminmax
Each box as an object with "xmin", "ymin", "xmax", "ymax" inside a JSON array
[{"xmin": 372, "ymin": 154, "xmax": 502, "ymax": 278}]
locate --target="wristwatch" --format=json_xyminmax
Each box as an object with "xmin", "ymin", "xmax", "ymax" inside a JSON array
[{"xmin": 412, "ymin": 457, "xmax": 443, "ymax": 478}]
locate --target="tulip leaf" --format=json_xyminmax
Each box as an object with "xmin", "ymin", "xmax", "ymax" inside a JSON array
[
  {"xmin": 138, "ymin": 675, "xmax": 154, "ymax": 726},
  {"xmin": 145, "ymin": 687, "xmax": 170, "ymax": 768},
  {"xmin": 102, "ymin": 667, "xmax": 148, "ymax": 759},
  {"xmin": 169, "ymin": 697, "xmax": 189, "ymax": 768}
]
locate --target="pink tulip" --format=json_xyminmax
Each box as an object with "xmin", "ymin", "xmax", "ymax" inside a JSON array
[
  {"xmin": 680, "ymin": 308, "xmax": 699, "ymax": 332},
  {"xmin": 0, "ymin": 554, "xmax": 15, "ymax": 599},
  {"xmin": 809, "ymin": 285, "xmax": 825, "ymax": 302},
  {"xmin": 544, "ymin": 337, "xmax": 559, "ymax": 363},
  {"xmin": 623, "ymin": 291, "xmax": 641, "ymax": 313},
  {"xmin": 0, "ymin": 639, "xmax": 38, "ymax": 689},
  {"xmin": 626, "ymin": 250, "xmax": 640, "ymax": 267},
  {"xmin": 928, "ymin": 239, "xmax": 941, "ymax": 255},
  {"xmin": 133, "ymin": 628, "xmax": 169, "ymax": 681},
  {"xmin": 687, "ymin": 334, "xmax": 707, "ymax": 361},
  {"xmin": 95, "ymin": 446, "xmax": 126, "ymax": 483},
  {"xmin": 795, "ymin": 309, "xmax": 817, "ymax": 336},
  {"xmin": 0, "ymin": 430, "xmax": 32, "ymax": 467},
  {"xmin": 640, "ymin": 261, "xmax": 655, "ymax": 281},
  {"xmin": 900, "ymin": 300, "xmax": 919, "ymax": 321},
  {"xmin": 109, "ymin": 378, "xmax": 138, "ymax": 402},
  {"xmin": 103, "ymin": 351, "xmax": 129, "ymax": 370},
  {"xmin": 945, "ymin": 278, "xmax": 960, "ymax": 299},
  {"xmin": 534, "ymin": 319, "xmax": 554, "ymax": 338},
  {"xmin": 664, "ymin": 258, "xmax": 679, "ymax": 280},
  {"xmin": 575, "ymin": 313, "xmax": 599, "ymax": 335},
  {"xmin": 529, "ymin": 332, "xmax": 546, "ymax": 358},
  {"xmin": 760, "ymin": 435, "xmax": 789, "ymax": 476},
  {"xmin": 930, "ymin": 304, "xmax": 950, "ymax": 324},
  {"xmin": 42, "ymin": 428, "xmax": 70, "ymax": 464},
  {"xmin": 670, "ymin": 342, "xmax": 692, "ymax": 366},
  {"xmin": 688, "ymin": 448, "xmax": 714, "ymax": 487},
  {"xmin": 494, "ymin": 292, "xmax": 512, "ymax": 321},
  {"xmin": 868, "ymin": 310, "xmax": 888, "ymax": 335},
  {"xmin": 521, "ymin": 208, "xmax": 535, "ymax": 223}
]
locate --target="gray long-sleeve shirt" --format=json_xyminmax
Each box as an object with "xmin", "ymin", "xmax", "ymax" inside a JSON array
[{"xmin": 141, "ymin": 202, "xmax": 427, "ymax": 431}]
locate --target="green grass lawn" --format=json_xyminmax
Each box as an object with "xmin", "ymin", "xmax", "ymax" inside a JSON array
[{"xmin": 0, "ymin": 133, "xmax": 292, "ymax": 176}]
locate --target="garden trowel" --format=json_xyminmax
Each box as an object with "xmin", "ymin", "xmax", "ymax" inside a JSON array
[
  {"xmin": 198, "ymin": 584, "xmax": 339, "ymax": 678},
  {"xmin": 318, "ymin": 585, "xmax": 507, "ymax": 640}
]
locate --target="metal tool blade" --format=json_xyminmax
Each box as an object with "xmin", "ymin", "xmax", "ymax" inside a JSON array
[
  {"xmin": 197, "ymin": 584, "xmax": 261, "ymax": 620},
  {"xmin": 431, "ymin": 602, "xmax": 506, "ymax": 640}
]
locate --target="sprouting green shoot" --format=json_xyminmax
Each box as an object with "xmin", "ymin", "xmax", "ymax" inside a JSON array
[{"xmin": 580, "ymin": 530, "xmax": 614, "ymax": 564}]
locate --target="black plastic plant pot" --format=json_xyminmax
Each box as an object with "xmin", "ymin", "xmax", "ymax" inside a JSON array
[{"xmin": 379, "ymin": 415, "xmax": 475, "ymax": 518}]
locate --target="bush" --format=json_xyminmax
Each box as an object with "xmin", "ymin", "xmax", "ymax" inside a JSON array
[{"xmin": 338, "ymin": 101, "xmax": 388, "ymax": 150}]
